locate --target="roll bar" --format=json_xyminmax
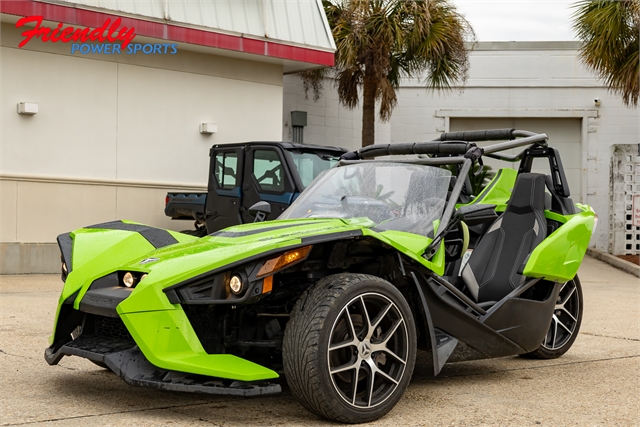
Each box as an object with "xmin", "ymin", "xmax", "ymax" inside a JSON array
[
  {"xmin": 437, "ymin": 128, "xmax": 538, "ymax": 142},
  {"xmin": 339, "ymin": 129, "xmax": 548, "ymax": 163}
]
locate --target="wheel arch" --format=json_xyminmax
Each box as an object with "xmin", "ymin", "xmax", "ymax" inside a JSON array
[{"xmin": 293, "ymin": 237, "xmax": 437, "ymax": 363}]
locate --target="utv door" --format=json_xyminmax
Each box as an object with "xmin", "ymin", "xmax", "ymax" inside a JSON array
[
  {"xmin": 205, "ymin": 147, "xmax": 244, "ymax": 232},
  {"xmin": 242, "ymin": 146, "xmax": 297, "ymax": 222}
]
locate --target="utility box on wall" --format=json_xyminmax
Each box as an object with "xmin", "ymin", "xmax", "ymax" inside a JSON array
[
  {"xmin": 291, "ymin": 110, "xmax": 307, "ymax": 143},
  {"xmin": 291, "ymin": 110, "xmax": 307, "ymax": 127}
]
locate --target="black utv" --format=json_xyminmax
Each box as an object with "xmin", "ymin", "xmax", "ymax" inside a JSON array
[{"xmin": 165, "ymin": 141, "xmax": 347, "ymax": 235}]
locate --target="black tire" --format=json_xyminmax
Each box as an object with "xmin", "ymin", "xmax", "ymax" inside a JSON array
[
  {"xmin": 283, "ymin": 273, "xmax": 417, "ymax": 423},
  {"xmin": 522, "ymin": 276, "xmax": 584, "ymax": 359}
]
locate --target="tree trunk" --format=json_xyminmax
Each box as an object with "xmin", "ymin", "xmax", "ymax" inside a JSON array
[{"xmin": 361, "ymin": 76, "xmax": 376, "ymax": 147}]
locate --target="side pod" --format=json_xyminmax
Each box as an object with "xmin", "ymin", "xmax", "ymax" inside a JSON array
[{"xmin": 523, "ymin": 212, "xmax": 595, "ymax": 282}]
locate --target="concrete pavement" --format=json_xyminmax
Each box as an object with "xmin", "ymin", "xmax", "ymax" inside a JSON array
[{"xmin": 0, "ymin": 256, "xmax": 638, "ymax": 426}]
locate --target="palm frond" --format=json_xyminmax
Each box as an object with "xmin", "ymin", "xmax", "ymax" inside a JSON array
[
  {"xmin": 572, "ymin": 0, "xmax": 639, "ymax": 107},
  {"xmin": 306, "ymin": 0, "xmax": 475, "ymax": 145},
  {"xmin": 337, "ymin": 67, "xmax": 363, "ymax": 108}
]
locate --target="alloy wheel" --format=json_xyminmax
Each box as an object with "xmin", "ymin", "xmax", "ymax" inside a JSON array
[
  {"xmin": 327, "ymin": 292, "xmax": 409, "ymax": 409},
  {"xmin": 542, "ymin": 280, "xmax": 580, "ymax": 350}
]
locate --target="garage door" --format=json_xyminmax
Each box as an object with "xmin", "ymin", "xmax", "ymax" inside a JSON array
[{"xmin": 450, "ymin": 118, "xmax": 583, "ymax": 202}]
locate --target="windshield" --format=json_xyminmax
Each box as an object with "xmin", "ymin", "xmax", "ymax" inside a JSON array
[
  {"xmin": 280, "ymin": 163, "xmax": 452, "ymax": 237},
  {"xmin": 289, "ymin": 151, "xmax": 340, "ymax": 188}
]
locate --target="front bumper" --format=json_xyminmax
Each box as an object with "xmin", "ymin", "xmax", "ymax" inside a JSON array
[
  {"xmin": 54, "ymin": 268, "xmax": 280, "ymax": 384},
  {"xmin": 44, "ymin": 334, "xmax": 281, "ymax": 397}
]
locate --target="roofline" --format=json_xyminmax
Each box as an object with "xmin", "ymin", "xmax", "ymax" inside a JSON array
[
  {"xmin": 0, "ymin": 0, "xmax": 335, "ymax": 67},
  {"xmin": 471, "ymin": 41, "xmax": 582, "ymax": 51},
  {"xmin": 315, "ymin": 0, "xmax": 336, "ymax": 51}
]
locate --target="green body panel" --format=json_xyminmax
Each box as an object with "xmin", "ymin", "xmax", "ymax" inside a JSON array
[
  {"xmin": 119, "ymin": 310, "xmax": 278, "ymax": 381},
  {"xmin": 51, "ymin": 217, "xmax": 443, "ymax": 380},
  {"xmin": 468, "ymin": 168, "xmax": 517, "ymax": 211},
  {"xmin": 49, "ymin": 227, "xmax": 196, "ymax": 345},
  {"xmin": 544, "ymin": 210, "xmax": 569, "ymax": 224},
  {"xmin": 523, "ymin": 206, "xmax": 595, "ymax": 282},
  {"xmin": 119, "ymin": 218, "xmax": 368, "ymax": 289},
  {"xmin": 371, "ymin": 230, "xmax": 445, "ymax": 275}
]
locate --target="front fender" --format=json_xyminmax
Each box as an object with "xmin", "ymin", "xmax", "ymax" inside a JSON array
[{"xmin": 50, "ymin": 221, "xmax": 195, "ymax": 344}]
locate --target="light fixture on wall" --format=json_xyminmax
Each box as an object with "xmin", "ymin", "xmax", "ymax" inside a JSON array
[
  {"xmin": 200, "ymin": 123, "xmax": 218, "ymax": 135},
  {"xmin": 17, "ymin": 102, "xmax": 38, "ymax": 115},
  {"xmin": 594, "ymin": 98, "xmax": 601, "ymax": 107}
]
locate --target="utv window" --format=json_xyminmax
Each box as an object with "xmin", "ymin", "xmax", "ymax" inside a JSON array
[
  {"xmin": 214, "ymin": 152, "xmax": 238, "ymax": 190},
  {"xmin": 253, "ymin": 149, "xmax": 284, "ymax": 192},
  {"xmin": 290, "ymin": 151, "xmax": 339, "ymax": 188}
]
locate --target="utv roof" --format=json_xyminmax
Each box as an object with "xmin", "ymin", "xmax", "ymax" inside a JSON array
[{"xmin": 212, "ymin": 141, "xmax": 347, "ymax": 154}]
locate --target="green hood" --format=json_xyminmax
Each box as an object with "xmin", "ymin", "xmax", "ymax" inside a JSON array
[
  {"xmin": 62, "ymin": 216, "xmax": 443, "ymax": 316},
  {"xmin": 61, "ymin": 218, "xmax": 371, "ymax": 307},
  {"xmin": 125, "ymin": 218, "xmax": 371, "ymax": 285}
]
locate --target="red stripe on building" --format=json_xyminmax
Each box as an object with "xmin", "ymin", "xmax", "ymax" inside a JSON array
[{"xmin": 0, "ymin": 0, "xmax": 335, "ymax": 66}]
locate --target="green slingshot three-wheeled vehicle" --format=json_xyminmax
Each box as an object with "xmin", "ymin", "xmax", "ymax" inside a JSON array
[{"xmin": 45, "ymin": 129, "xmax": 595, "ymax": 423}]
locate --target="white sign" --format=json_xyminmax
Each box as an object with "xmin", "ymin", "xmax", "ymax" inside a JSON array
[{"xmin": 633, "ymin": 195, "xmax": 640, "ymax": 227}]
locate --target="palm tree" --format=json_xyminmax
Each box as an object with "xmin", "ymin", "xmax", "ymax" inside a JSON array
[
  {"xmin": 305, "ymin": 0, "xmax": 474, "ymax": 147},
  {"xmin": 572, "ymin": 0, "xmax": 639, "ymax": 107}
]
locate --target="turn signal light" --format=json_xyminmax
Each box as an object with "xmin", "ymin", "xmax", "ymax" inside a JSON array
[
  {"xmin": 257, "ymin": 245, "xmax": 313, "ymax": 278},
  {"xmin": 262, "ymin": 275, "xmax": 273, "ymax": 294}
]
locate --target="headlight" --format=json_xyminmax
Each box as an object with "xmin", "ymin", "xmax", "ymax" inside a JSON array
[
  {"xmin": 229, "ymin": 274, "xmax": 244, "ymax": 295},
  {"xmin": 591, "ymin": 214, "xmax": 598, "ymax": 236},
  {"xmin": 123, "ymin": 272, "xmax": 136, "ymax": 288}
]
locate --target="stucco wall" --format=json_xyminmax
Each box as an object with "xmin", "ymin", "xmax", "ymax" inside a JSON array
[{"xmin": 0, "ymin": 22, "xmax": 284, "ymax": 272}]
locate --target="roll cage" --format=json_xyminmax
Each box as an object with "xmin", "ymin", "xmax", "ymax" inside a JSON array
[{"xmin": 338, "ymin": 128, "xmax": 574, "ymax": 260}]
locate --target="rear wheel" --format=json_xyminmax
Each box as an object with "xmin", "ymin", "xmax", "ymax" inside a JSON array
[
  {"xmin": 523, "ymin": 276, "xmax": 583, "ymax": 359},
  {"xmin": 283, "ymin": 273, "xmax": 416, "ymax": 423}
]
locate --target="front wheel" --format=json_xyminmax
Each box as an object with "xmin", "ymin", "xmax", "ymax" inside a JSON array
[
  {"xmin": 283, "ymin": 273, "xmax": 417, "ymax": 423},
  {"xmin": 522, "ymin": 276, "xmax": 584, "ymax": 359}
]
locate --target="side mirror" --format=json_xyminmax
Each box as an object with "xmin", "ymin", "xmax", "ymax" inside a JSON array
[
  {"xmin": 248, "ymin": 201, "xmax": 271, "ymax": 222},
  {"xmin": 455, "ymin": 204, "xmax": 498, "ymax": 226}
]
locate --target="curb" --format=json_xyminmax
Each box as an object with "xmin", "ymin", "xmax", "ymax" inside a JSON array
[{"xmin": 586, "ymin": 248, "xmax": 640, "ymax": 278}]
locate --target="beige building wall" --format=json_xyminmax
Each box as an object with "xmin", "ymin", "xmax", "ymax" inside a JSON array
[{"xmin": 0, "ymin": 22, "xmax": 284, "ymax": 272}]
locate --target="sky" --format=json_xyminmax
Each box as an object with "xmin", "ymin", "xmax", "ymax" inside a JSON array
[{"xmin": 453, "ymin": 0, "xmax": 577, "ymax": 41}]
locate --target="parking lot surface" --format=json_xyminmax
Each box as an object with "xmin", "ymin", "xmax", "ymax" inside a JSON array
[{"xmin": 1, "ymin": 256, "xmax": 638, "ymax": 426}]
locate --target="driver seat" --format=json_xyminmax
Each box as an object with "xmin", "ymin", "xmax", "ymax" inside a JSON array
[{"xmin": 460, "ymin": 173, "xmax": 547, "ymax": 303}]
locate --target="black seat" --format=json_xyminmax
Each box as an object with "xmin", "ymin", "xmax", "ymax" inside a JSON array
[{"xmin": 460, "ymin": 173, "xmax": 547, "ymax": 303}]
